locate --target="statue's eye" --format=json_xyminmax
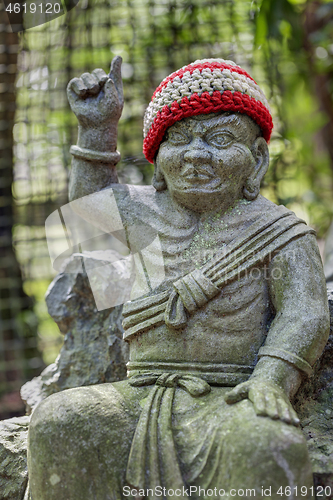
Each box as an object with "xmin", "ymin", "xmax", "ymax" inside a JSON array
[
  {"xmin": 167, "ymin": 130, "xmax": 190, "ymax": 145},
  {"xmin": 206, "ymin": 132, "xmax": 235, "ymax": 148}
]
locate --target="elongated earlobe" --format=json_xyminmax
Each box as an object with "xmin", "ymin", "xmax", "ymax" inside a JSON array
[
  {"xmin": 243, "ymin": 179, "xmax": 260, "ymax": 201},
  {"xmin": 243, "ymin": 137, "xmax": 269, "ymax": 201}
]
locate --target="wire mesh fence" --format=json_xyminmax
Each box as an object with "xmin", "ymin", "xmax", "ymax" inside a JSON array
[
  {"xmin": 1, "ymin": 0, "xmax": 260, "ymax": 419},
  {"xmin": 0, "ymin": 0, "xmax": 282, "ymax": 418}
]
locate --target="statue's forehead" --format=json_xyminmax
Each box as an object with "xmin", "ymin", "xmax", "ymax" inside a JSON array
[{"xmin": 169, "ymin": 112, "xmax": 255, "ymax": 135}]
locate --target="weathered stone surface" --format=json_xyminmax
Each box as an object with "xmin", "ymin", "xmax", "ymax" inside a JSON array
[
  {"xmin": 21, "ymin": 252, "xmax": 130, "ymax": 414},
  {"xmin": 296, "ymin": 288, "xmax": 333, "ymax": 482},
  {"xmin": 0, "ymin": 416, "xmax": 29, "ymax": 500}
]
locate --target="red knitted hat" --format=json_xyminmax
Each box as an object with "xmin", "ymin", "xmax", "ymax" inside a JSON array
[{"xmin": 143, "ymin": 58, "xmax": 273, "ymax": 164}]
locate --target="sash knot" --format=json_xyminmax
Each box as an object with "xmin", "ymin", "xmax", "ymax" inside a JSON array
[{"xmin": 129, "ymin": 371, "xmax": 211, "ymax": 396}]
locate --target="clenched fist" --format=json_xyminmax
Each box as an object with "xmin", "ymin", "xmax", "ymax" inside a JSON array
[{"xmin": 67, "ymin": 56, "xmax": 124, "ymax": 131}]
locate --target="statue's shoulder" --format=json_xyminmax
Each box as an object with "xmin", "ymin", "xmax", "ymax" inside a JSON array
[
  {"xmin": 254, "ymin": 195, "xmax": 318, "ymax": 259},
  {"xmin": 222, "ymin": 195, "xmax": 292, "ymax": 228},
  {"xmin": 251, "ymin": 195, "xmax": 288, "ymax": 216},
  {"xmin": 114, "ymin": 183, "xmax": 155, "ymax": 200},
  {"xmin": 228, "ymin": 195, "xmax": 315, "ymax": 252},
  {"xmin": 250, "ymin": 195, "xmax": 306, "ymax": 223}
]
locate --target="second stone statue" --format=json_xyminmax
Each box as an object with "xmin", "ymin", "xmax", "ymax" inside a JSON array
[{"xmin": 27, "ymin": 57, "xmax": 330, "ymax": 500}]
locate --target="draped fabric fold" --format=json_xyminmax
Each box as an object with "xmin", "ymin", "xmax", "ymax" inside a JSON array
[
  {"xmin": 165, "ymin": 270, "xmax": 220, "ymax": 328},
  {"xmin": 126, "ymin": 373, "xmax": 211, "ymax": 499}
]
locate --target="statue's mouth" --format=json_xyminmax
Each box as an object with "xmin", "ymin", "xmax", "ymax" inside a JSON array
[{"xmin": 181, "ymin": 164, "xmax": 215, "ymax": 181}]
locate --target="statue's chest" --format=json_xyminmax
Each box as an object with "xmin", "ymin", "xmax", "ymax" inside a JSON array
[
  {"xmin": 129, "ymin": 220, "xmax": 233, "ymax": 300},
  {"xmin": 160, "ymin": 218, "xmax": 236, "ymax": 282},
  {"xmin": 126, "ymin": 196, "xmax": 259, "ymax": 297}
]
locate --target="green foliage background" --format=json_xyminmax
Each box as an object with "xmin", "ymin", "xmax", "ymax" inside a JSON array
[{"xmin": 12, "ymin": 0, "xmax": 333, "ymax": 363}]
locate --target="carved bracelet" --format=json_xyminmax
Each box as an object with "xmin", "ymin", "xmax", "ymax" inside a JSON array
[
  {"xmin": 258, "ymin": 346, "xmax": 313, "ymax": 377},
  {"xmin": 70, "ymin": 145, "xmax": 121, "ymax": 164}
]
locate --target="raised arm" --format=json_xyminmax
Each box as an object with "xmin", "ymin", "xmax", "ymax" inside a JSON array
[{"xmin": 67, "ymin": 56, "xmax": 124, "ymax": 202}]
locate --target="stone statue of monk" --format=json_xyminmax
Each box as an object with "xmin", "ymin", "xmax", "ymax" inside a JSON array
[{"xmin": 28, "ymin": 57, "xmax": 330, "ymax": 500}]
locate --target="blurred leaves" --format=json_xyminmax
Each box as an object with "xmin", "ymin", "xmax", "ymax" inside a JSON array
[
  {"xmin": 14, "ymin": 0, "xmax": 333, "ymax": 237},
  {"xmin": 255, "ymin": 0, "xmax": 333, "ymax": 236},
  {"xmin": 254, "ymin": 0, "xmax": 303, "ymax": 51}
]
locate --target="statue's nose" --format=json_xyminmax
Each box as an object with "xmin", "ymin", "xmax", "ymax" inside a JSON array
[{"xmin": 183, "ymin": 138, "xmax": 212, "ymax": 164}]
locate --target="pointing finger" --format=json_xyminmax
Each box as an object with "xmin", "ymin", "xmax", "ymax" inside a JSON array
[
  {"xmin": 103, "ymin": 77, "xmax": 117, "ymax": 98},
  {"xmin": 109, "ymin": 56, "xmax": 124, "ymax": 105}
]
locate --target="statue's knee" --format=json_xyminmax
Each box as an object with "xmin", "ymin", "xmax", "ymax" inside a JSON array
[
  {"xmin": 223, "ymin": 412, "xmax": 312, "ymax": 490},
  {"xmin": 28, "ymin": 387, "xmax": 130, "ymax": 500},
  {"xmin": 28, "ymin": 384, "xmax": 137, "ymax": 495},
  {"xmin": 228, "ymin": 414, "xmax": 308, "ymax": 459},
  {"xmin": 28, "ymin": 390, "xmax": 79, "ymax": 455},
  {"xmin": 29, "ymin": 383, "xmax": 140, "ymax": 461}
]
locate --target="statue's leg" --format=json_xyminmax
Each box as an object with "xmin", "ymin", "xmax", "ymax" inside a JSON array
[
  {"xmin": 28, "ymin": 381, "xmax": 149, "ymax": 500},
  {"xmin": 173, "ymin": 387, "xmax": 313, "ymax": 500}
]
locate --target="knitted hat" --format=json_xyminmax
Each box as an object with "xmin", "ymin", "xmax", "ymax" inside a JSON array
[{"xmin": 143, "ymin": 59, "xmax": 273, "ymax": 164}]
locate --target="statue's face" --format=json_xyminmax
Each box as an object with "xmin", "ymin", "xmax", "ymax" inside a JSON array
[{"xmin": 155, "ymin": 112, "xmax": 264, "ymax": 212}]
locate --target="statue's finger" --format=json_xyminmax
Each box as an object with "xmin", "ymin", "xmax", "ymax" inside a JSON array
[
  {"xmin": 276, "ymin": 399, "xmax": 292, "ymax": 424},
  {"xmin": 103, "ymin": 77, "xmax": 117, "ymax": 99},
  {"xmin": 224, "ymin": 384, "xmax": 249, "ymax": 404},
  {"xmin": 92, "ymin": 68, "xmax": 108, "ymax": 87},
  {"xmin": 263, "ymin": 392, "xmax": 279, "ymax": 420},
  {"xmin": 81, "ymin": 72, "xmax": 100, "ymax": 95},
  {"xmin": 109, "ymin": 56, "xmax": 124, "ymax": 105},
  {"xmin": 279, "ymin": 400, "xmax": 291, "ymax": 423},
  {"xmin": 277, "ymin": 399, "xmax": 300, "ymax": 427},
  {"xmin": 68, "ymin": 77, "xmax": 87, "ymax": 98},
  {"xmin": 249, "ymin": 390, "xmax": 266, "ymax": 416}
]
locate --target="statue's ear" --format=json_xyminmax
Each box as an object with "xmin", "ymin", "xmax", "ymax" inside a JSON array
[
  {"xmin": 243, "ymin": 137, "xmax": 269, "ymax": 201},
  {"xmin": 152, "ymin": 158, "xmax": 167, "ymax": 191}
]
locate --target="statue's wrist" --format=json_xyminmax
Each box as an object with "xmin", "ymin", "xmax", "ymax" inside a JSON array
[
  {"xmin": 252, "ymin": 356, "xmax": 302, "ymax": 398},
  {"xmin": 77, "ymin": 124, "xmax": 118, "ymax": 152}
]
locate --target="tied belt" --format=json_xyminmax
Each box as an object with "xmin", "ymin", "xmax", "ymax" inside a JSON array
[{"xmin": 126, "ymin": 373, "xmax": 211, "ymax": 499}]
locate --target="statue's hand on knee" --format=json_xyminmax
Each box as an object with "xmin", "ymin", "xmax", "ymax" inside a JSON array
[
  {"xmin": 66, "ymin": 56, "xmax": 124, "ymax": 132},
  {"xmin": 224, "ymin": 379, "xmax": 300, "ymax": 427}
]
